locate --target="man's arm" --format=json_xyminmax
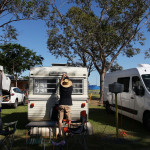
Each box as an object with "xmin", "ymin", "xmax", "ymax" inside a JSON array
[{"xmin": 61, "ymin": 73, "xmax": 66, "ymax": 83}]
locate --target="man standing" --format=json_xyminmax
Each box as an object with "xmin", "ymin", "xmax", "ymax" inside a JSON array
[{"xmin": 58, "ymin": 73, "xmax": 73, "ymax": 136}]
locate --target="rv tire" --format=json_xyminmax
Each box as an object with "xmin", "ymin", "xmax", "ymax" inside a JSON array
[
  {"xmin": 105, "ymin": 102, "xmax": 113, "ymax": 114},
  {"xmin": 143, "ymin": 112, "xmax": 150, "ymax": 132}
]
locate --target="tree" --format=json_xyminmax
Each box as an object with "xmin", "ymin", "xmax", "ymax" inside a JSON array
[
  {"xmin": 109, "ymin": 62, "xmax": 123, "ymax": 72},
  {"xmin": 47, "ymin": 0, "xmax": 150, "ymax": 102},
  {"xmin": 145, "ymin": 48, "xmax": 150, "ymax": 58},
  {"xmin": 0, "ymin": 0, "xmax": 51, "ymax": 43},
  {"xmin": 0, "ymin": 43, "xmax": 44, "ymax": 85},
  {"xmin": 47, "ymin": 1, "xmax": 96, "ymax": 76},
  {"xmin": 47, "ymin": 28, "xmax": 95, "ymax": 76},
  {"xmin": 21, "ymin": 75, "xmax": 29, "ymax": 80},
  {"xmin": 0, "ymin": 25, "xmax": 18, "ymax": 44}
]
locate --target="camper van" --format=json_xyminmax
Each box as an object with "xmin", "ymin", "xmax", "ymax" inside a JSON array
[
  {"xmin": 104, "ymin": 64, "xmax": 150, "ymax": 130},
  {"xmin": 28, "ymin": 64, "xmax": 89, "ymax": 122}
]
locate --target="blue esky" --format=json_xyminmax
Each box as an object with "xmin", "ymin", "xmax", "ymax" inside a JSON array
[{"xmin": 1, "ymin": 2, "xmax": 150, "ymax": 86}]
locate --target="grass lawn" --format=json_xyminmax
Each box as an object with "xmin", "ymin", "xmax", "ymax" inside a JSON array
[
  {"xmin": 1, "ymin": 102, "xmax": 150, "ymax": 150},
  {"xmin": 89, "ymin": 90, "xmax": 100, "ymax": 100}
]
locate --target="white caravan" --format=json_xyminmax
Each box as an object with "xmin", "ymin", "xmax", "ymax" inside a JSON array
[
  {"xmin": 0, "ymin": 66, "xmax": 11, "ymax": 92},
  {"xmin": 0, "ymin": 66, "xmax": 11, "ymax": 128},
  {"xmin": 104, "ymin": 64, "xmax": 150, "ymax": 130},
  {"xmin": 28, "ymin": 64, "xmax": 89, "ymax": 122}
]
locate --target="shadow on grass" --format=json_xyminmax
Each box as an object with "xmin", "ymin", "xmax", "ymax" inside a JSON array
[
  {"xmin": 2, "ymin": 108, "xmax": 28, "ymax": 130},
  {"xmin": 87, "ymin": 134, "xmax": 150, "ymax": 150},
  {"xmin": 10, "ymin": 133, "xmax": 150, "ymax": 150},
  {"xmin": 12, "ymin": 136, "xmax": 45, "ymax": 150},
  {"xmin": 11, "ymin": 134, "xmax": 150, "ymax": 150},
  {"xmin": 89, "ymin": 107, "xmax": 143, "ymax": 130},
  {"xmin": 89, "ymin": 107, "xmax": 150, "ymax": 146},
  {"xmin": 2, "ymin": 112, "xmax": 28, "ymax": 130},
  {"xmin": 91, "ymin": 97, "xmax": 100, "ymax": 100},
  {"xmin": 1, "ymin": 105, "xmax": 150, "ymax": 150}
]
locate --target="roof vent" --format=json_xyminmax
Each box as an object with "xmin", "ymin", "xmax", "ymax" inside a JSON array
[{"xmin": 52, "ymin": 64, "xmax": 68, "ymax": 66}]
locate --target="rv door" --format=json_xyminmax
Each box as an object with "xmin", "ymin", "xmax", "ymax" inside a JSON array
[
  {"xmin": 131, "ymin": 76, "xmax": 145, "ymax": 120},
  {"xmin": 117, "ymin": 77, "xmax": 131, "ymax": 117}
]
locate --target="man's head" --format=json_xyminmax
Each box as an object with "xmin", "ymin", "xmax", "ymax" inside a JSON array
[{"xmin": 61, "ymin": 77, "xmax": 72, "ymax": 88}]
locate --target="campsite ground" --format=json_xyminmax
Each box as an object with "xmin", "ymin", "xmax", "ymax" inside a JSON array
[{"xmin": 1, "ymin": 92, "xmax": 150, "ymax": 150}]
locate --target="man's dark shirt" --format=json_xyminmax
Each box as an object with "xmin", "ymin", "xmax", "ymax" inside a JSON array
[{"xmin": 59, "ymin": 85, "xmax": 73, "ymax": 105}]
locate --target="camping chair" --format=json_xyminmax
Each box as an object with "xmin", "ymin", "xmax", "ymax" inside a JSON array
[
  {"xmin": 51, "ymin": 139, "xmax": 66, "ymax": 150},
  {"xmin": 0, "ymin": 121, "xmax": 18, "ymax": 150},
  {"xmin": 63, "ymin": 116, "xmax": 88, "ymax": 150}
]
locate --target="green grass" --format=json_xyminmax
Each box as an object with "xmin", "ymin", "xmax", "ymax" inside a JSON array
[
  {"xmin": 89, "ymin": 104, "xmax": 150, "ymax": 149},
  {"xmin": 1, "ymin": 104, "xmax": 150, "ymax": 150},
  {"xmin": 88, "ymin": 90, "xmax": 100, "ymax": 100}
]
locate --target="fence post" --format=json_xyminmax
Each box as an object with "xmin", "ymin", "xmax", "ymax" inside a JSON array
[
  {"xmin": 109, "ymin": 82, "xmax": 124, "ymax": 138},
  {"xmin": 115, "ymin": 93, "xmax": 118, "ymax": 138}
]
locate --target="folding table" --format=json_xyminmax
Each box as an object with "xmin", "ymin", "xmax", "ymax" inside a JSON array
[{"xmin": 26, "ymin": 121, "xmax": 57, "ymax": 150}]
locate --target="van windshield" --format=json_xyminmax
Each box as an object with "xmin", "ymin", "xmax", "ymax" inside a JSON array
[{"xmin": 142, "ymin": 74, "xmax": 150, "ymax": 92}]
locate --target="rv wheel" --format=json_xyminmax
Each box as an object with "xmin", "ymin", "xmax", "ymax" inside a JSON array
[
  {"xmin": 143, "ymin": 112, "xmax": 150, "ymax": 132},
  {"xmin": 105, "ymin": 102, "xmax": 113, "ymax": 114}
]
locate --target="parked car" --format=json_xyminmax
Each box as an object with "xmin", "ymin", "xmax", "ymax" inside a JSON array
[{"xmin": 2, "ymin": 87, "xmax": 25, "ymax": 108}]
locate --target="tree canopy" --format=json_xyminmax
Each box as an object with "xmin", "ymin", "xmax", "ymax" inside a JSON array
[
  {"xmin": 0, "ymin": 0, "xmax": 51, "ymax": 43},
  {"xmin": 47, "ymin": 0, "xmax": 150, "ymax": 102},
  {"xmin": 0, "ymin": 43, "xmax": 44, "ymax": 78}
]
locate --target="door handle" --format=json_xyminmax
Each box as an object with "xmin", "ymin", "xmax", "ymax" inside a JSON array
[{"xmin": 131, "ymin": 97, "xmax": 134, "ymax": 99}]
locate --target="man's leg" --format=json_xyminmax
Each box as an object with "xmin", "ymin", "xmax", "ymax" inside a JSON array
[
  {"xmin": 65, "ymin": 106, "xmax": 71, "ymax": 127},
  {"xmin": 58, "ymin": 120, "xmax": 62, "ymax": 136}
]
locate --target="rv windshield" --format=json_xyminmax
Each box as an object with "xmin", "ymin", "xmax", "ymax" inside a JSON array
[{"xmin": 142, "ymin": 74, "xmax": 150, "ymax": 92}]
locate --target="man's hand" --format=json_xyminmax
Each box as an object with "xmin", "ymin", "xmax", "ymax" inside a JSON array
[{"xmin": 62, "ymin": 73, "xmax": 66, "ymax": 78}]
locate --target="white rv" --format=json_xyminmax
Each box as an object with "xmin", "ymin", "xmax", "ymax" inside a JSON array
[
  {"xmin": 28, "ymin": 64, "xmax": 89, "ymax": 122},
  {"xmin": 104, "ymin": 64, "xmax": 150, "ymax": 130},
  {"xmin": 0, "ymin": 66, "xmax": 11, "ymax": 92},
  {"xmin": 0, "ymin": 66, "xmax": 11, "ymax": 128}
]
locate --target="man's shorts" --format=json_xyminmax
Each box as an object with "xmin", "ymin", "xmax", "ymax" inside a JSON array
[{"xmin": 58, "ymin": 105, "xmax": 71, "ymax": 121}]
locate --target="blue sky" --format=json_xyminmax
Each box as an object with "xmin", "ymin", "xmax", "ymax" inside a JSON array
[
  {"xmin": 12, "ymin": 19, "xmax": 150, "ymax": 86},
  {"xmin": 2, "ymin": 3, "xmax": 150, "ymax": 86}
]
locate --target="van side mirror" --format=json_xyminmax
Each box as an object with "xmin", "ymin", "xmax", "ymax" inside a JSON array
[{"xmin": 134, "ymin": 86, "xmax": 145, "ymax": 96}]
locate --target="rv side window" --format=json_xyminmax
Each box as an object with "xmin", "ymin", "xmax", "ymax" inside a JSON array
[
  {"xmin": 142, "ymin": 74, "xmax": 150, "ymax": 92},
  {"xmin": 132, "ymin": 76, "xmax": 141, "ymax": 92},
  {"xmin": 71, "ymin": 79, "xmax": 83, "ymax": 95},
  {"xmin": 117, "ymin": 77, "xmax": 130, "ymax": 92},
  {"xmin": 34, "ymin": 79, "xmax": 57, "ymax": 94},
  {"xmin": 132, "ymin": 76, "xmax": 145, "ymax": 96}
]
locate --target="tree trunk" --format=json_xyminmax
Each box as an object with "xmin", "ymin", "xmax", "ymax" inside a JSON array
[
  {"xmin": 0, "ymin": 71, "xmax": 2, "ymax": 129},
  {"xmin": 15, "ymin": 78, "xmax": 17, "ymax": 87},
  {"xmin": 100, "ymin": 68, "xmax": 106, "ymax": 104},
  {"xmin": 15, "ymin": 74, "xmax": 18, "ymax": 87}
]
